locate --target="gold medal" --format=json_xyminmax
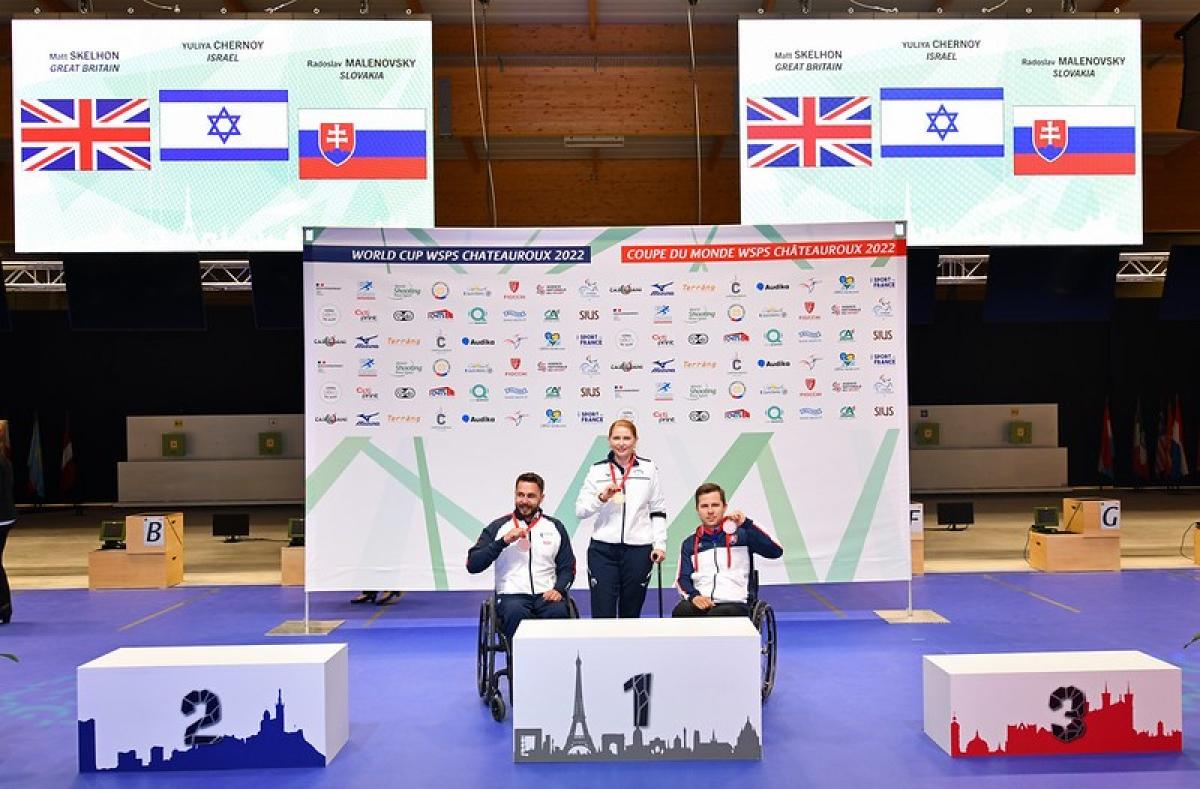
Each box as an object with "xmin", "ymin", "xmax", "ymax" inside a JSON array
[{"xmin": 612, "ymin": 492, "xmax": 626, "ymax": 504}]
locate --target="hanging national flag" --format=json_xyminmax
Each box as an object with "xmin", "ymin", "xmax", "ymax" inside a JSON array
[
  {"xmin": 1098, "ymin": 400, "xmax": 1114, "ymax": 479},
  {"xmin": 158, "ymin": 89, "xmax": 289, "ymax": 162},
  {"xmin": 1154, "ymin": 400, "xmax": 1171, "ymax": 479},
  {"xmin": 1131, "ymin": 397, "xmax": 1150, "ymax": 481},
  {"xmin": 298, "ymin": 109, "xmax": 427, "ymax": 179},
  {"xmin": 1170, "ymin": 395, "xmax": 1189, "ymax": 481},
  {"xmin": 745, "ymin": 96, "xmax": 872, "ymax": 168},
  {"xmin": 879, "ymin": 87, "xmax": 1005, "ymax": 159},
  {"xmin": 19, "ymin": 98, "xmax": 151, "ymax": 172},
  {"xmin": 0, "ymin": 419, "xmax": 10, "ymax": 460},
  {"xmin": 61, "ymin": 415, "xmax": 77, "ymax": 498},
  {"xmin": 27, "ymin": 414, "xmax": 45, "ymax": 500},
  {"xmin": 1012, "ymin": 106, "xmax": 1136, "ymax": 176}
]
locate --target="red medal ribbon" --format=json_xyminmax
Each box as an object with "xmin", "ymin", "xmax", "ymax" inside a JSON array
[
  {"xmin": 609, "ymin": 458, "xmax": 635, "ymax": 492},
  {"xmin": 511, "ymin": 510, "xmax": 542, "ymax": 541}
]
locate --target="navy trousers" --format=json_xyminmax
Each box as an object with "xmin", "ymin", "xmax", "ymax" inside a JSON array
[
  {"xmin": 495, "ymin": 593, "xmax": 570, "ymax": 643},
  {"xmin": 587, "ymin": 540, "xmax": 653, "ymax": 619}
]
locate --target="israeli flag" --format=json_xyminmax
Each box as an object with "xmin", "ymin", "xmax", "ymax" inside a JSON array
[
  {"xmin": 880, "ymin": 87, "xmax": 1004, "ymax": 158},
  {"xmin": 159, "ymin": 89, "xmax": 289, "ymax": 162}
]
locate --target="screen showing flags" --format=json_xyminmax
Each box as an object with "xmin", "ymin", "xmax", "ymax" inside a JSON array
[
  {"xmin": 158, "ymin": 89, "xmax": 289, "ymax": 162},
  {"xmin": 298, "ymin": 109, "xmax": 427, "ymax": 180},
  {"xmin": 1013, "ymin": 106, "xmax": 1136, "ymax": 176},
  {"xmin": 745, "ymin": 96, "xmax": 872, "ymax": 168},
  {"xmin": 879, "ymin": 87, "xmax": 1004, "ymax": 159},
  {"xmin": 20, "ymin": 98, "xmax": 151, "ymax": 172}
]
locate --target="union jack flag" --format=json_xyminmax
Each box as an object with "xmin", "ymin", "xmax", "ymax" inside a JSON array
[
  {"xmin": 20, "ymin": 98, "xmax": 151, "ymax": 172},
  {"xmin": 746, "ymin": 96, "xmax": 872, "ymax": 168}
]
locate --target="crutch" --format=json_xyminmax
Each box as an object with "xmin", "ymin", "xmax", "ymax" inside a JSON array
[{"xmin": 656, "ymin": 562, "xmax": 664, "ymax": 618}]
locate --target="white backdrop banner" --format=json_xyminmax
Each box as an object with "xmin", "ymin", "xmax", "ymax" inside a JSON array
[{"xmin": 302, "ymin": 221, "xmax": 910, "ymax": 591}]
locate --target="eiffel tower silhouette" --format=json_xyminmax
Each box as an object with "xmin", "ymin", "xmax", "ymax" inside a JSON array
[{"xmin": 563, "ymin": 653, "xmax": 597, "ymax": 755}]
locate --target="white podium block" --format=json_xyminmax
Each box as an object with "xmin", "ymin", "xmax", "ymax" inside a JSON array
[
  {"xmin": 78, "ymin": 644, "xmax": 348, "ymax": 772},
  {"xmin": 513, "ymin": 619, "xmax": 761, "ymax": 763},
  {"xmin": 924, "ymin": 651, "xmax": 1182, "ymax": 758}
]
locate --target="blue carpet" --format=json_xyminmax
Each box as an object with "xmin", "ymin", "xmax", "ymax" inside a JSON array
[{"xmin": 1, "ymin": 570, "xmax": 1198, "ymax": 788}]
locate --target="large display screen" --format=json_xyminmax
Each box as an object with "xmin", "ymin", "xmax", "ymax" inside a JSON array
[
  {"xmin": 739, "ymin": 18, "xmax": 1142, "ymax": 246},
  {"xmin": 12, "ymin": 19, "xmax": 433, "ymax": 253}
]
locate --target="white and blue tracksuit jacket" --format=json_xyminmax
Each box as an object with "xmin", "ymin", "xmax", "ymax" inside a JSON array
[
  {"xmin": 574, "ymin": 452, "xmax": 668, "ymax": 550},
  {"xmin": 675, "ymin": 518, "xmax": 783, "ymax": 604},
  {"xmin": 466, "ymin": 510, "xmax": 575, "ymax": 596}
]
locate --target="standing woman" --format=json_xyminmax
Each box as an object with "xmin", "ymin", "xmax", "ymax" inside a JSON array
[
  {"xmin": 575, "ymin": 419, "xmax": 667, "ymax": 618},
  {"xmin": 0, "ymin": 422, "xmax": 14, "ymax": 624}
]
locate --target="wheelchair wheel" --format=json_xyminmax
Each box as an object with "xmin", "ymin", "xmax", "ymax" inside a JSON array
[
  {"xmin": 566, "ymin": 596, "xmax": 580, "ymax": 619},
  {"xmin": 476, "ymin": 599, "xmax": 493, "ymax": 698},
  {"xmin": 489, "ymin": 692, "xmax": 508, "ymax": 722},
  {"xmin": 752, "ymin": 601, "xmax": 778, "ymax": 701}
]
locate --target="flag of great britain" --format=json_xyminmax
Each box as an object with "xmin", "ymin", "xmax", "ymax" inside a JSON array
[
  {"xmin": 746, "ymin": 96, "xmax": 872, "ymax": 168},
  {"xmin": 20, "ymin": 98, "xmax": 151, "ymax": 171}
]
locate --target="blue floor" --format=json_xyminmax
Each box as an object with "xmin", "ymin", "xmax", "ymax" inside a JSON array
[{"xmin": 2, "ymin": 570, "xmax": 1200, "ymax": 788}]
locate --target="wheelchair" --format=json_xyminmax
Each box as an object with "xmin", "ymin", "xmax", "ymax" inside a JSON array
[
  {"xmin": 747, "ymin": 566, "xmax": 778, "ymax": 702},
  {"xmin": 476, "ymin": 593, "xmax": 579, "ymax": 722}
]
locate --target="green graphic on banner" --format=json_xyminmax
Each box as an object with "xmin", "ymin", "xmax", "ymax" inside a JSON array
[
  {"xmin": 825, "ymin": 429, "xmax": 901, "ymax": 582},
  {"xmin": 553, "ymin": 435, "xmax": 612, "ymax": 530},
  {"xmin": 412, "ymin": 437, "xmax": 447, "ymax": 590},
  {"xmin": 752, "ymin": 224, "xmax": 815, "ymax": 270}
]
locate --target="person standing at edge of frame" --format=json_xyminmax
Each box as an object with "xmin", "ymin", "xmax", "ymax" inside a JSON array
[
  {"xmin": 0, "ymin": 421, "xmax": 15, "ymax": 625},
  {"xmin": 575, "ymin": 419, "xmax": 667, "ymax": 618}
]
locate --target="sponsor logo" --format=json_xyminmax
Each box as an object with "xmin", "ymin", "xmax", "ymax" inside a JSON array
[
  {"xmin": 798, "ymin": 330, "xmax": 822, "ymax": 343},
  {"xmin": 614, "ymin": 385, "xmax": 641, "ymax": 398},
  {"xmin": 542, "ymin": 331, "xmax": 564, "ymax": 350},
  {"xmin": 798, "ymin": 355, "xmax": 821, "ymax": 370},
  {"xmin": 766, "ymin": 405, "xmax": 784, "ymax": 424},
  {"xmin": 838, "ymin": 329, "xmax": 855, "ymax": 342},
  {"xmin": 577, "ymin": 333, "xmax": 604, "ymax": 347},
  {"xmin": 355, "ymin": 385, "xmax": 380, "ymax": 400},
  {"xmin": 433, "ymin": 332, "xmax": 450, "ymax": 350},
  {"xmin": 799, "ymin": 302, "xmax": 820, "ymax": 321},
  {"xmin": 874, "ymin": 376, "xmax": 895, "ymax": 394},
  {"xmin": 799, "ymin": 407, "xmax": 824, "ymax": 420},
  {"xmin": 504, "ymin": 333, "xmax": 528, "ymax": 350},
  {"xmin": 760, "ymin": 384, "xmax": 788, "ymax": 396},
  {"xmin": 462, "ymin": 285, "xmax": 492, "ymax": 298},
  {"xmin": 611, "ymin": 307, "xmax": 640, "ymax": 320},
  {"xmin": 356, "ymin": 280, "xmax": 376, "ymax": 300},
  {"xmin": 653, "ymin": 409, "xmax": 676, "ymax": 424},
  {"xmin": 873, "ymin": 298, "xmax": 894, "ymax": 318},
  {"xmin": 432, "ymin": 410, "xmax": 452, "ymax": 430},
  {"xmin": 461, "ymin": 414, "xmax": 498, "ymax": 425},
  {"xmin": 579, "ymin": 410, "xmax": 605, "ymax": 424},
  {"xmin": 688, "ymin": 385, "xmax": 717, "ymax": 401},
  {"xmin": 612, "ymin": 361, "xmax": 645, "ymax": 373},
  {"xmin": 687, "ymin": 307, "xmax": 716, "ymax": 324},
  {"xmin": 543, "ymin": 408, "xmax": 565, "ymax": 427},
  {"xmin": 729, "ymin": 277, "xmax": 744, "ymax": 297},
  {"xmin": 537, "ymin": 283, "xmax": 567, "ymax": 296},
  {"xmin": 469, "ymin": 307, "xmax": 488, "ymax": 324},
  {"xmin": 651, "ymin": 359, "xmax": 677, "ymax": 374},
  {"xmin": 836, "ymin": 275, "xmax": 858, "ymax": 293},
  {"xmin": 831, "ymin": 304, "xmax": 861, "ymax": 316},
  {"xmin": 465, "ymin": 362, "xmax": 494, "ymax": 375},
  {"xmin": 470, "ymin": 384, "xmax": 490, "ymax": 402},
  {"xmin": 728, "ymin": 304, "xmax": 746, "ymax": 322},
  {"xmin": 359, "ymin": 358, "xmax": 378, "ymax": 377},
  {"xmin": 319, "ymin": 306, "xmax": 340, "ymax": 325},
  {"xmin": 757, "ymin": 359, "xmax": 791, "ymax": 369},
  {"xmin": 579, "ymin": 309, "xmax": 601, "ymax": 321},
  {"xmin": 871, "ymin": 275, "xmax": 897, "ymax": 289},
  {"xmin": 354, "ymin": 334, "xmax": 380, "ymax": 349},
  {"xmin": 838, "ymin": 352, "xmax": 858, "ymax": 370},
  {"xmin": 654, "ymin": 305, "xmax": 673, "ymax": 324},
  {"xmin": 431, "ymin": 281, "xmax": 450, "ymax": 300},
  {"xmin": 618, "ymin": 332, "xmax": 638, "ymax": 349},
  {"xmin": 729, "ymin": 381, "xmax": 747, "ymax": 399},
  {"xmin": 610, "ymin": 284, "xmax": 644, "ymax": 296},
  {"xmin": 798, "ymin": 278, "xmax": 820, "ymax": 293},
  {"xmin": 387, "ymin": 414, "xmax": 420, "ymax": 425},
  {"xmin": 682, "ymin": 283, "xmax": 716, "ymax": 293},
  {"xmin": 320, "ymin": 383, "xmax": 341, "ymax": 402},
  {"xmin": 688, "ymin": 333, "xmax": 709, "ymax": 345},
  {"xmin": 354, "ymin": 309, "xmax": 383, "ymax": 323},
  {"xmin": 504, "ymin": 386, "xmax": 529, "ymax": 399},
  {"xmin": 356, "ymin": 412, "xmax": 381, "ymax": 427},
  {"xmin": 504, "ymin": 281, "xmax": 525, "ymax": 300},
  {"xmin": 759, "ymin": 307, "xmax": 787, "ymax": 319},
  {"xmin": 316, "ymin": 360, "xmax": 344, "ymax": 374},
  {"xmin": 685, "ymin": 360, "xmax": 718, "ymax": 370},
  {"xmin": 655, "ymin": 382, "xmax": 674, "ymax": 401},
  {"xmin": 874, "ymin": 405, "xmax": 896, "ymax": 417},
  {"xmin": 652, "ymin": 333, "xmax": 675, "ymax": 347},
  {"xmin": 580, "ymin": 386, "xmax": 601, "ymax": 398},
  {"xmin": 543, "ymin": 309, "xmax": 561, "ymax": 321},
  {"xmin": 801, "ymin": 378, "xmax": 821, "ymax": 397},
  {"xmin": 729, "ymin": 354, "xmax": 745, "ymax": 374},
  {"xmin": 689, "ymin": 410, "xmax": 711, "ymax": 422},
  {"xmin": 873, "ymin": 329, "xmax": 894, "ymax": 341},
  {"xmin": 388, "ymin": 337, "xmax": 420, "ymax": 347},
  {"xmin": 724, "ymin": 332, "xmax": 750, "ymax": 344},
  {"xmin": 537, "ymin": 361, "xmax": 568, "ymax": 374},
  {"xmin": 872, "ymin": 353, "xmax": 897, "ymax": 366},
  {"xmin": 314, "ymin": 413, "xmax": 347, "ymax": 424},
  {"xmin": 507, "ymin": 411, "xmax": 530, "ymax": 427},
  {"xmin": 428, "ymin": 386, "xmax": 455, "ymax": 397},
  {"xmin": 756, "ymin": 282, "xmax": 790, "ymax": 292},
  {"xmin": 833, "ymin": 381, "xmax": 863, "ymax": 394},
  {"xmin": 314, "ymin": 281, "xmax": 342, "ymax": 296},
  {"xmin": 503, "ymin": 310, "xmax": 528, "ymax": 322},
  {"xmin": 650, "ymin": 281, "xmax": 676, "ymax": 296},
  {"xmin": 393, "ymin": 310, "xmax": 415, "ymax": 322},
  {"xmin": 313, "ymin": 335, "xmax": 346, "ymax": 348},
  {"xmin": 545, "ymin": 386, "xmax": 562, "ymax": 398},
  {"xmin": 616, "ymin": 408, "xmax": 639, "ymax": 423},
  {"xmin": 580, "ymin": 356, "xmax": 602, "ymax": 376},
  {"xmin": 432, "ymin": 359, "xmax": 451, "ymax": 377},
  {"xmin": 840, "ymin": 406, "xmax": 856, "ymax": 419},
  {"xmin": 725, "ymin": 408, "xmax": 751, "ymax": 421},
  {"xmin": 764, "ymin": 328, "xmax": 783, "ymax": 346},
  {"xmin": 578, "ymin": 279, "xmax": 600, "ymax": 298},
  {"xmin": 461, "ymin": 336, "xmax": 496, "ymax": 347},
  {"xmin": 427, "ymin": 309, "xmax": 454, "ymax": 321},
  {"xmin": 391, "ymin": 283, "xmax": 421, "ymax": 300}
]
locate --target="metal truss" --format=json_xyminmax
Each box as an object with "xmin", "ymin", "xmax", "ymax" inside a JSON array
[
  {"xmin": 935, "ymin": 252, "xmax": 1171, "ymax": 285},
  {"xmin": 3, "ymin": 259, "xmax": 253, "ymax": 292}
]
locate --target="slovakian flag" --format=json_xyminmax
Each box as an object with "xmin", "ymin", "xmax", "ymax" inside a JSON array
[
  {"xmin": 298, "ymin": 109, "xmax": 426, "ymax": 180},
  {"xmin": 1155, "ymin": 400, "xmax": 1171, "ymax": 479},
  {"xmin": 745, "ymin": 96, "xmax": 872, "ymax": 168},
  {"xmin": 879, "ymin": 87, "xmax": 1005, "ymax": 159},
  {"xmin": 159, "ymin": 89, "xmax": 289, "ymax": 162},
  {"xmin": 1013, "ymin": 106, "xmax": 1136, "ymax": 176},
  {"xmin": 1170, "ymin": 395, "xmax": 1189, "ymax": 481},
  {"xmin": 1131, "ymin": 397, "xmax": 1150, "ymax": 481},
  {"xmin": 1098, "ymin": 400, "xmax": 1114, "ymax": 480},
  {"xmin": 61, "ymin": 414, "xmax": 77, "ymax": 499},
  {"xmin": 27, "ymin": 413, "xmax": 45, "ymax": 501}
]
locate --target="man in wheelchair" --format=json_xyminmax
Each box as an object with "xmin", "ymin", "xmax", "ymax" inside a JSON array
[
  {"xmin": 673, "ymin": 482, "xmax": 783, "ymax": 617},
  {"xmin": 467, "ymin": 472, "xmax": 575, "ymax": 643}
]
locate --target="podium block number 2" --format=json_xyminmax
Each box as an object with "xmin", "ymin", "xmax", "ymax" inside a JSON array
[{"xmin": 624, "ymin": 673, "xmax": 653, "ymax": 728}]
